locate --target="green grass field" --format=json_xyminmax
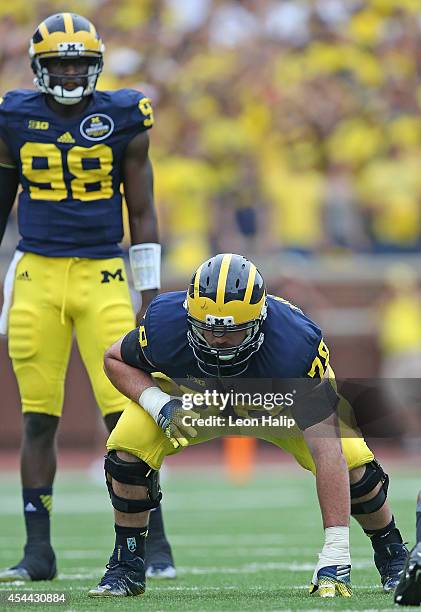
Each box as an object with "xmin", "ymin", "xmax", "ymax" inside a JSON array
[{"xmin": 0, "ymin": 465, "xmax": 418, "ymax": 611}]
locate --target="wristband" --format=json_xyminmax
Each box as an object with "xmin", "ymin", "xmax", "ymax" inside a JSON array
[
  {"xmin": 139, "ymin": 386, "xmax": 170, "ymax": 421},
  {"xmin": 129, "ymin": 243, "xmax": 161, "ymax": 291}
]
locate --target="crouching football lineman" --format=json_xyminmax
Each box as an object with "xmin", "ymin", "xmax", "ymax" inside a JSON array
[{"xmin": 89, "ymin": 254, "xmax": 407, "ymax": 598}]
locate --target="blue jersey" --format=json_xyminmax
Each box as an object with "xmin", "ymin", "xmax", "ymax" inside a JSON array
[
  {"xmin": 0, "ymin": 89, "xmax": 153, "ymax": 257},
  {"xmin": 122, "ymin": 292, "xmax": 330, "ymax": 381}
]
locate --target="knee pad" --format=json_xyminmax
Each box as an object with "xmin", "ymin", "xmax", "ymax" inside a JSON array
[
  {"xmin": 104, "ymin": 450, "xmax": 162, "ymax": 513},
  {"xmin": 350, "ymin": 460, "xmax": 389, "ymax": 515}
]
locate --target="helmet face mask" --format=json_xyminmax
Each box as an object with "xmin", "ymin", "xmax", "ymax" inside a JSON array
[
  {"xmin": 185, "ymin": 254, "xmax": 267, "ymax": 377},
  {"xmin": 29, "ymin": 13, "xmax": 104, "ymax": 106},
  {"xmin": 187, "ymin": 316, "xmax": 266, "ymax": 377},
  {"xmin": 33, "ymin": 55, "xmax": 103, "ymax": 105}
]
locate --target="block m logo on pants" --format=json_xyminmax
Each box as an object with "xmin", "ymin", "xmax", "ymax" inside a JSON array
[{"xmin": 101, "ymin": 269, "xmax": 125, "ymax": 283}]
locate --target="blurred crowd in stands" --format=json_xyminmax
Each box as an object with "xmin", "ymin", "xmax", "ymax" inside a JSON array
[{"xmin": 1, "ymin": 0, "xmax": 421, "ymax": 273}]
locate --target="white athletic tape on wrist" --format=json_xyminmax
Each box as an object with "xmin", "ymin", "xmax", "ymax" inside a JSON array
[
  {"xmin": 320, "ymin": 526, "xmax": 350, "ymax": 565},
  {"xmin": 129, "ymin": 243, "xmax": 161, "ymax": 291},
  {"xmin": 312, "ymin": 526, "xmax": 351, "ymax": 585},
  {"xmin": 139, "ymin": 386, "xmax": 171, "ymax": 422}
]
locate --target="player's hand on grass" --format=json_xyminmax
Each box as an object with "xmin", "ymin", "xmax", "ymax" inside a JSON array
[
  {"xmin": 309, "ymin": 563, "xmax": 352, "ymax": 598},
  {"xmin": 156, "ymin": 398, "xmax": 199, "ymax": 448}
]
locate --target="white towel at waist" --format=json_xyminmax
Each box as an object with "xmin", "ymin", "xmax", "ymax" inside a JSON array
[{"xmin": 0, "ymin": 250, "xmax": 24, "ymax": 335}]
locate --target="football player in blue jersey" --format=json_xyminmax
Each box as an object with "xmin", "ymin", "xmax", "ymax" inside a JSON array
[
  {"xmin": 0, "ymin": 13, "xmax": 175, "ymax": 582},
  {"xmin": 395, "ymin": 490, "xmax": 421, "ymax": 606},
  {"xmin": 88, "ymin": 253, "xmax": 408, "ymax": 598}
]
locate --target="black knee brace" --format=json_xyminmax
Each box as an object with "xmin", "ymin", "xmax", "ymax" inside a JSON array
[
  {"xmin": 104, "ymin": 450, "xmax": 162, "ymax": 513},
  {"xmin": 350, "ymin": 460, "xmax": 389, "ymax": 515}
]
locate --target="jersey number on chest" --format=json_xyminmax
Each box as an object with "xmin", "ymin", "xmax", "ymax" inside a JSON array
[{"xmin": 20, "ymin": 142, "xmax": 113, "ymax": 202}]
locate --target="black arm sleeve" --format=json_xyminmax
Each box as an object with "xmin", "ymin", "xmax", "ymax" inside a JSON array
[
  {"xmin": 0, "ymin": 165, "xmax": 19, "ymax": 245},
  {"xmin": 290, "ymin": 378, "xmax": 339, "ymax": 430},
  {"xmin": 120, "ymin": 328, "xmax": 156, "ymax": 373}
]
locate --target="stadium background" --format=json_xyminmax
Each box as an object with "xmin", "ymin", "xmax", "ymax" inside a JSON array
[
  {"xmin": 0, "ymin": 2, "xmax": 420, "ymax": 608},
  {"xmin": 1, "ymin": 0, "xmax": 421, "ymax": 452}
]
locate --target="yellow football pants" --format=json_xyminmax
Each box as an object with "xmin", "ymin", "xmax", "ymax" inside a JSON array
[
  {"xmin": 8, "ymin": 253, "xmax": 134, "ymax": 417},
  {"xmin": 107, "ymin": 374, "xmax": 375, "ymax": 473}
]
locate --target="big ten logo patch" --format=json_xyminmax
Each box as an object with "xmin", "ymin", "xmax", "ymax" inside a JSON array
[{"xmin": 28, "ymin": 120, "xmax": 49, "ymax": 130}]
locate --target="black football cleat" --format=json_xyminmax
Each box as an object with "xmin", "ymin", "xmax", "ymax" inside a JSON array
[
  {"xmin": 394, "ymin": 542, "xmax": 421, "ymax": 606},
  {"xmin": 374, "ymin": 542, "xmax": 408, "ymax": 591},
  {"xmin": 0, "ymin": 544, "xmax": 56, "ymax": 582},
  {"xmin": 146, "ymin": 562, "xmax": 176, "ymax": 579},
  {"xmin": 88, "ymin": 557, "xmax": 145, "ymax": 597}
]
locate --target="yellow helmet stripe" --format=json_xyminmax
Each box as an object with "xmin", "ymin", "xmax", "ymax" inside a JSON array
[
  {"xmin": 244, "ymin": 264, "xmax": 257, "ymax": 305},
  {"xmin": 216, "ymin": 254, "xmax": 232, "ymax": 307},
  {"xmin": 39, "ymin": 21, "xmax": 49, "ymax": 40},
  {"xmin": 194, "ymin": 263, "xmax": 204, "ymax": 299},
  {"xmin": 63, "ymin": 13, "xmax": 74, "ymax": 34}
]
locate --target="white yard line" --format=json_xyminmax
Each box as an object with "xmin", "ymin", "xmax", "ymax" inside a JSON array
[
  {"xmin": 0, "ymin": 492, "xmax": 305, "ymax": 514},
  {"xmin": 51, "ymin": 560, "xmax": 373, "ymax": 579},
  {"xmin": 0, "ymin": 560, "xmax": 374, "ymax": 583}
]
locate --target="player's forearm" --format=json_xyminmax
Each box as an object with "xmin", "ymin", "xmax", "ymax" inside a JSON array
[
  {"xmin": 104, "ymin": 354, "xmax": 155, "ymax": 404},
  {"xmin": 126, "ymin": 156, "xmax": 159, "ymax": 245},
  {"xmin": 302, "ymin": 411, "xmax": 350, "ymax": 528},
  {"xmin": 129, "ymin": 203, "xmax": 159, "ymax": 245},
  {"xmin": 312, "ymin": 442, "xmax": 350, "ymax": 528},
  {"xmin": 124, "ymin": 147, "xmax": 160, "ymax": 314}
]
